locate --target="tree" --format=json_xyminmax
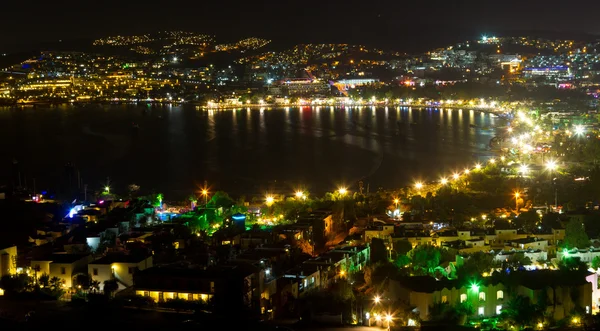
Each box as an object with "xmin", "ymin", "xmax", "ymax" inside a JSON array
[
  {"xmin": 394, "ymin": 240, "xmax": 413, "ymax": 256},
  {"xmin": 409, "ymin": 245, "xmax": 441, "ymax": 275},
  {"xmin": 90, "ymin": 280, "xmax": 101, "ymax": 293},
  {"xmin": 501, "ymin": 295, "xmax": 543, "ymax": 330},
  {"xmin": 39, "ymin": 273, "xmax": 50, "ymax": 287},
  {"xmin": 513, "ymin": 210, "xmax": 539, "ymax": 232},
  {"xmin": 209, "ymin": 191, "xmax": 234, "ymax": 209},
  {"xmin": 457, "ymin": 251, "xmax": 496, "ymax": 278},
  {"xmin": 370, "ymin": 238, "xmax": 388, "ymax": 264},
  {"xmin": 563, "ymin": 218, "xmax": 590, "ymax": 249},
  {"xmin": 592, "ymin": 256, "xmax": 600, "ymax": 270},
  {"xmin": 505, "ymin": 252, "xmax": 532, "ymax": 269}
]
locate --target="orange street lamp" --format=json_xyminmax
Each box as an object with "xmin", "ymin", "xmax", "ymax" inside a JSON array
[{"xmin": 201, "ymin": 189, "xmax": 209, "ymax": 205}]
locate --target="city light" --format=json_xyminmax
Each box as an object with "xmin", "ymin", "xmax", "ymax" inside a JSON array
[
  {"xmin": 489, "ymin": 158, "xmax": 496, "ymax": 164},
  {"xmin": 452, "ymin": 173, "xmax": 460, "ymax": 180},
  {"xmin": 338, "ymin": 187, "xmax": 347, "ymax": 195},
  {"xmin": 464, "ymin": 169, "xmax": 470, "ymax": 175},
  {"xmin": 374, "ymin": 295, "xmax": 381, "ymax": 304},
  {"xmin": 295, "ymin": 191, "xmax": 305, "ymax": 199},
  {"xmin": 519, "ymin": 164, "xmax": 529, "ymax": 175},
  {"xmin": 546, "ymin": 160, "xmax": 557, "ymax": 171},
  {"xmin": 440, "ymin": 178, "xmax": 448, "ymax": 185},
  {"xmin": 414, "ymin": 182, "xmax": 423, "ymax": 190},
  {"xmin": 574, "ymin": 125, "xmax": 585, "ymax": 136},
  {"xmin": 475, "ymin": 163, "xmax": 482, "ymax": 170},
  {"xmin": 265, "ymin": 195, "xmax": 274, "ymax": 206}
]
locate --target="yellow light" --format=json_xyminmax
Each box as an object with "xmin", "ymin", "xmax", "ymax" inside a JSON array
[
  {"xmin": 464, "ymin": 169, "xmax": 470, "ymax": 174},
  {"xmin": 338, "ymin": 187, "xmax": 347, "ymax": 195},
  {"xmin": 340, "ymin": 270, "xmax": 345, "ymax": 276},
  {"xmin": 265, "ymin": 196, "xmax": 274, "ymax": 205},
  {"xmin": 546, "ymin": 160, "xmax": 557, "ymax": 171},
  {"xmin": 201, "ymin": 189, "xmax": 208, "ymax": 196},
  {"xmin": 489, "ymin": 158, "xmax": 496, "ymax": 164},
  {"xmin": 514, "ymin": 192, "xmax": 520, "ymax": 198},
  {"xmin": 414, "ymin": 182, "xmax": 423, "ymax": 190},
  {"xmin": 572, "ymin": 317, "xmax": 579, "ymax": 325},
  {"xmin": 453, "ymin": 173, "xmax": 460, "ymax": 180},
  {"xmin": 386, "ymin": 314, "xmax": 393, "ymax": 322},
  {"xmin": 537, "ymin": 322, "xmax": 543, "ymax": 329},
  {"xmin": 375, "ymin": 315, "xmax": 381, "ymax": 322},
  {"xmin": 295, "ymin": 191, "xmax": 304, "ymax": 198},
  {"xmin": 374, "ymin": 295, "xmax": 381, "ymax": 304},
  {"xmin": 440, "ymin": 178, "xmax": 448, "ymax": 185},
  {"xmin": 393, "ymin": 199, "xmax": 399, "ymax": 204},
  {"xmin": 475, "ymin": 163, "xmax": 482, "ymax": 170}
]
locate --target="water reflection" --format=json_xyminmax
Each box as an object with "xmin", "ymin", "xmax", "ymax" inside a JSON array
[{"xmin": 0, "ymin": 105, "xmax": 502, "ymax": 197}]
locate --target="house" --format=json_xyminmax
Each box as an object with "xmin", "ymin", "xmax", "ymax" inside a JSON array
[
  {"xmin": 0, "ymin": 245, "xmax": 17, "ymax": 277},
  {"xmin": 283, "ymin": 263, "xmax": 322, "ymax": 296},
  {"xmin": 557, "ymin": 247, "xmax": 600, "ymax": 263},
  {"xmin": 88, "ymin": 254, "xmax": 153, "ymax": 291},
  {"xmin": 508, "ymin": 237, "xmax": 548, "ymax": 250},
  {"xmin": 30, "ymin": 254, "xmax": 92, "ymax": 288},
  {"xmin": 133, "ymin": 263, "xmax": 259, "ymax": 310},
  {"xmin": 389, "ymin": 270, "xmax": 594, "ymax": 322},
  {"xmin": 365, "ymin": 224, "xmax": 395, "ymax": 243}
]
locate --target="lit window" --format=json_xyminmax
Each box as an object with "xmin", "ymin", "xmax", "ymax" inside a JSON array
[
  {"xmin": 587, "ymin": 306, "xmax": 591, "ymax": 314},
  {"xmin": 441, "ymin": 295, "xmax": 448, "ymax": 303},
  {"xmin": 479, "ymin": 292, "xmax": 486, "ymax": 301},
  {"xmin": 497, "ymin": 290, "xmax": 503, "ymax": 300},
  {"xmin": 478, "ymin": 307, "xmax": 484, "ymax": 316},
  {"xmin": 496, "ymin": 305, "xmax": 502, "ymax": 315},
  {"xmin": 460, "ymin": 294, "xmax": 467, "ymax": 303}
]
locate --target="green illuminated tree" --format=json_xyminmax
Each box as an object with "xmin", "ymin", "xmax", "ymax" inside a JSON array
[{"xmin": 563, "ymin": 218, "xmax": 590, "ymax": 249}]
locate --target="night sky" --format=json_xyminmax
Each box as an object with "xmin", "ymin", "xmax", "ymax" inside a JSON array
[{"xmin": 1, "ymin": 0, "xmax": 599, "ymax": 52}]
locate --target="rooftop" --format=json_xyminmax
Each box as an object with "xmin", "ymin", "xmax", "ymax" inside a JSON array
[
  {"xmin": 90, "ymin": 254, "xmax": 150, "ymax": 265},
  {"xmin": 34, "ymin": 253, "xmax": 89, "ymax": 264}
]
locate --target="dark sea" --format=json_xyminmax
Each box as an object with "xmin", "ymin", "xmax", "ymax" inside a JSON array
[{"xmin": 0, "ymin": 104, "xmax": 503, "ymax": 199}]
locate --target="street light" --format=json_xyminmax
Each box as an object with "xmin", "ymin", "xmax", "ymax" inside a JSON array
[
  {"xmin": 514, "ymin": 192, "xmax": 521, "ymax": 213},
  {"xmin": 104, "ymin": 186, "xmax": 110, "ymax": 194},
  {"xmin": 374, "ymin": 295, "xmax": 381, "ymax": 304},
  {"xmin": 385, "ymin": 314, "xmax": 393, "ymax": 330},
  {"xmin": 453, "ymin": 173, "xmax": 460, "ymax": 180},
  {"xmin": 519, "ymin": 164, "xmax": 529, "ymax": 175},
  {"xmin": 414, "ymin": 182, "xmax": 423, "ymax": 190},
  {"xmin": 464, "ymin": 168, "xmax": 470, "ymax": 175},
  {"xmin": 546, "ymin": 160, "xmax": 557, "ymax": 172},
  {"xmin": 295, "ymin": 191, "xmax": 305, "ymax": 199},
  {"xmin": 338, "ymin": 187, "xmax": 347, "ymax": 195},
  {"xmin": 475, "ymin": 163, "xmax": 482, "ymax": 170},
  {"xmin": 201, "ymin": 189, "xmax": 209, "ymax": 205},
  {"xmin": 440, "ymin": 178, "xmax": 448, "ymax": 185},
  {"xmin": 265, "ymin": 195, "xmax": 274, "ymax": 206}
]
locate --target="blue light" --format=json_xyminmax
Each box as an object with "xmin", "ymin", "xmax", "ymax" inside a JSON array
[
  {"xmin": 68, "ymin": 208, "xmax": 77, "ymax": 218},
  {"xmin": 232, "ymin": 214, "xmax": 246, "ymax": 221}
]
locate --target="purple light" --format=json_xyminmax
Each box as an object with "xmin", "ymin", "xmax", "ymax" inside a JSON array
[{"xmin": 99, "ymin": 200, "xmax": 104, "ymax": 204}]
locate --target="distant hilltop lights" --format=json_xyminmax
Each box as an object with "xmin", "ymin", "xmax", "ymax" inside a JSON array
[{"xmin": 480, "ymin": 35, "xmax": 499, "ymax": 44}]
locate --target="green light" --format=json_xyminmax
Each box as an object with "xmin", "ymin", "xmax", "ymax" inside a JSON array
[
  {"xmin": 470, "ymin": 282, "xmax": 480, "ymax": 292},
  {"xmin": 563, "ymin": 249, "xmax": 569, "ymax": 257}
]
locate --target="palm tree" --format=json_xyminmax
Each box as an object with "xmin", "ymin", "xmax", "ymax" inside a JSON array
[{"xmin": 90, "ymin": 280, "xmax": 101, "ymax": 293}]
